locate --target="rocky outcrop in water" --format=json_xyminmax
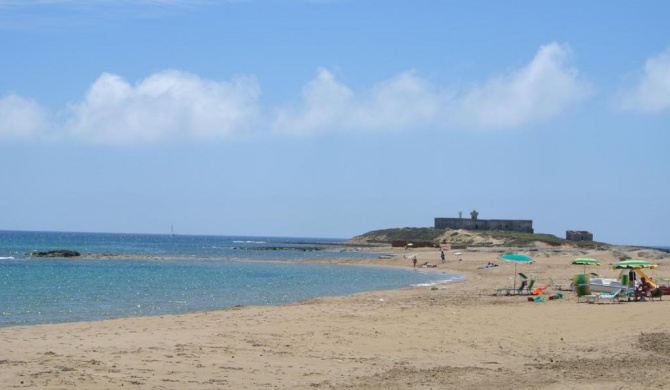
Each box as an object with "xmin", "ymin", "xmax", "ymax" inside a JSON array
[{"xmin": 28, "ymin": 250, "xmax": 81, "ymax": 258}]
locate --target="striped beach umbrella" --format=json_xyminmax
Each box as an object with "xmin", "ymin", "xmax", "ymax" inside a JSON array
[
  {"xmin": 571, "ymin": 258, "xmax": 601, "ymax": 274},
  {"xmin": 500, "ymin": 253, "xmax": 533, "ymax": 291},
  {"xmin": 612, "ymin": 259, "xmax": 659, "ymax": 287},
  {"xmin": 611, "ymin": 259, "xmax": 658, "ymax": 269}
]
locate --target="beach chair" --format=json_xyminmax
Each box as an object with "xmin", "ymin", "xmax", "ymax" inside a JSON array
[
  {"xmin": 519, "ymin": 279, "xmax": 535, "ymax": 295},
  {"xmin": 575, "ymin": 274, "xmax": 594, "ymax": 303},
  {"xmin": 622, "ymin": 287, "xmax": 635, "ymax": 302},
  {"xmin": 493, "ymin": 287, "xmax": 517, "ymax": 296},
  {"xmin": 649, "ymin": 288, "xmax": 663, "ymax": 301},
  {"xmin": 595, "ymin": 289, "xmax": 622, "ymax": 304},
  {"xmin": 577, "ymin": 289, "xmax": 597, "ymax": 303},
  {"xmin": 575, "ymin": 284, "xmax": 600, "ymax": 303},
  {"xmin": 548, "ymin": 276, "xmax": 566, "ymax": 291}
]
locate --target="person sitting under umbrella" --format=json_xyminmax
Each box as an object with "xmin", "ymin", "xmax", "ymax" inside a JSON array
[{"xmin": 635, "ymin": 277, "xmax": 652, "ymax": 301}]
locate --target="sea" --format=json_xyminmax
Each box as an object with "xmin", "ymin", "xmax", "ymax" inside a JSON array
[{"xmin": 0, "ymin": 230, "xmax": 462, "ymax": 328}]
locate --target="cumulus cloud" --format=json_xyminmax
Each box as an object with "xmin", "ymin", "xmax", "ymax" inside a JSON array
[
  {"xmin": 0, "ymin": 42, "xmax": 597, "ymax": 144},
  {"xmin": 273, "ymin": 43, "xmax": 592, "ymax": 134},
  {"xmin": 65, "ymin": 70, "xmax": 261, "ymax": 144},
  {"xmin": 0, "ymin": 94, "xmax": 49, "ymax": 140},
  {"xmin": 615, "ymin": 48, "xmax": 670, "ymax": 113},
  {"xmin": 273, "ymin": 69, "xmax": 354, "ymax": 135},
  {"xmin": 452, "ymin": 43, "xmax": 593, "ymax": 128},
  {"xmin": 273, "ymin": 69, "xmax": 446, "ymax": 134},
  {"xmin": 350, "ymin": 70, "xmax": 443, "ymax": 129}
]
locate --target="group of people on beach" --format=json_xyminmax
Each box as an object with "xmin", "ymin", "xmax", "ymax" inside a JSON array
[
  {"xmin": 480, "ymin": 262, "xmax": 499, "ymax": 269},
  {"xmin": 409, "ymin": 249, "xmax": 464, "ymax": 268},
  {"xmin": 409, "ymin": 256, "xmax": 438, "ymax": 268},
  {"xmin": 411, "ymin": 256, "xmax": 438, "ymax": 268}
]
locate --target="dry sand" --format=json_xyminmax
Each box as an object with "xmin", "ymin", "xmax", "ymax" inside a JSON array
[{"xmin": 1, "ymin": 246, "xmax": 669, "ymax": 389}]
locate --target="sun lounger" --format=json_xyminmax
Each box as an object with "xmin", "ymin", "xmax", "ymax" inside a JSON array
[
  {"xmin": 576, "ymin": 284, "xmax": 597, "ymax": 303},
  {"xmin": 548, "ymin": 276, "xmax": 570, "ymax": 291},
  {"xmin": 494, "ymin": 287, "xmax": 519, "ymax": 296},
  {"xmin": 493, "ymin": 277, "xmax": 537, "ymax": 296},
  {"xmin": 521, "ymin": 279, "xmax": 535, "ymax": 295},
  {"xmin": 585, "ymin": 294, "xmax": 599, "ymax": 304},
  {"xmin": 595, "ymin": 289, "xmax": 622, "ymax": 304}
]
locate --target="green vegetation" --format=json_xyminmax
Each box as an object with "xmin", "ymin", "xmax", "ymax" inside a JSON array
[{"xmin": 352, "ymin": 228, "xmax": 446, "ymax": 243}]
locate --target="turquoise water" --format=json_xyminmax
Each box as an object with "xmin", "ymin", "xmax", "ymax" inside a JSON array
[{"xmin": 0, "ymin": 231, "xmax": 461, "ymax": 327}]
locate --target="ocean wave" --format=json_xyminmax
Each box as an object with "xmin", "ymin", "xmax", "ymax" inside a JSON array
[
  {"xmin": 0, "ymin": 256, "xmax": 15, "ymax": 260},
  {"xmin": 232, "ymin": 240, "xmax": 267, "ymax": 244},
  {"xmin": 410, "ymin": 275, "xmax": 465, "ymax": 287}
]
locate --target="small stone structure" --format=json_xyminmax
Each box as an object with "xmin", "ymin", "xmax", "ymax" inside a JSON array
[
  {"xmin": 434, "ymin": 210, "xmax": 533, "ymax": 233},
  {"xmin": 566, "ymin": 230, "xmax": 593, "ymax": 241}
]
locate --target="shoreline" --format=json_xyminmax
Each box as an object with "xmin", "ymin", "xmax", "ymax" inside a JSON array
[
  {"xmin": 1, "ymin": 256, "xmax": 464, "ymax": 329},
  {"xmin": 1, "ymin": 245, "xmax": 669, "ymax": 389}
]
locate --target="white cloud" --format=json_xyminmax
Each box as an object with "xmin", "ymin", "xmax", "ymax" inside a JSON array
[
  {"xmin": 615, "ymin": 48, "xmax": 670, "ymax": 113},
  {"xmin": 0, "ymin": 94, "xmax": 49, "ymax": 140},
  {"xmin": 452, "ymin": 43, "xmax": 593, "ymax": 128},
  {"xmin": 273, "ymin": 68, "xmax": 354, "ymax": 135},
  {"xmin": 273, "ymin": 43, "xmax": 592, "ymax": 134},
  {"xmin": 273, "ymin": 69, "xmax": 444, "ymax": 135},
  {"xmin": 0, "ymin": 42, "xmax": 596, "ymax": 144},
  {"xmin": 66, "ymin": 70, "xmax": 261, "ymax": 144},
  {"xmin": 348, "ymin": 71, "xmax": 442, "ymax": 130}
]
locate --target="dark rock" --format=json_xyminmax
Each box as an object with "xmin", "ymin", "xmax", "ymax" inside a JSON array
[{"xmin": 28, "ymin": 250, "xmax": 81, "ymax": 258}]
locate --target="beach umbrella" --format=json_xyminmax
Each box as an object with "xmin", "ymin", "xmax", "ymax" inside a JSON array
[
  {"xmin": 612, "ymin": 259, "xmax": 659, "ymax": 286},
  {"xmin": 571, "ymin": 258, "xmax": 601, "ymax": 274},
  {"xmin": 500, "ymin": 253, "xmax": 533, "ymax": 290},
  {"xmin": 611, "ymin": 259, "xmax": 658, "ymax": 270}
]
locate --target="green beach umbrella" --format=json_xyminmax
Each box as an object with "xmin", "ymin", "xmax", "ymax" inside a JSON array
[
  {"xmin": 500, "ymin": 253, "xmax": 533, "ymax": 291},
  {"xmin": 571, "ymin": 258, "xmax": 601, "ymax": 274},
  {"xmin": 611, "ymin": 259, "xmax": 658, "ymax": 270},
  {"xmin": 612, "ymin": 260, "xmax": 659, "ymax": 286}
]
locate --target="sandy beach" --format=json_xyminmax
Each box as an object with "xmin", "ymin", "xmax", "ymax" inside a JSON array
[{"xmin": 1, "ymin": 245, "xmax": 669, "ymax": 389}]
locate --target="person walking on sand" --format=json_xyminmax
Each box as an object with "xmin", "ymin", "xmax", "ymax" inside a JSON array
[
  {"xmin": 440, "ymin": 250, "xmax": 445, "ymax": 263},
  {"xmin": 412, "ymin": 256, "xmax": 417, "ymax": 268}
]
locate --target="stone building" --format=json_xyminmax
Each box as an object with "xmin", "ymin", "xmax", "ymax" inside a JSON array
[
  {"xmin": 434, "ymin": 210, "xmax": 533, "ymax": 233},
  {"xmin": 566, "ymin": 230, "xmax": 593, "ymax": 241}
]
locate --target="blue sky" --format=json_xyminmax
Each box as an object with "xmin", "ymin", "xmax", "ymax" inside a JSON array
[{"xmin": 1, "ymin": 1, "xmax": 668, "ymax": 246}]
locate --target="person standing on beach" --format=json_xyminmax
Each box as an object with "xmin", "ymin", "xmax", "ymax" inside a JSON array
[
  {"xmin": 440, "ymin": 250, "xmax": 445, "ymax": 263},
  {"xmin": 412, "ymin": 256, "xmax": 417, "ymax": 268},
  {"xmin": 629, "ymin": 269, "xmax": 637, "ymax": 290}
]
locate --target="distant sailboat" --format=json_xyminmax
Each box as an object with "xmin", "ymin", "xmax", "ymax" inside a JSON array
[{"xmin": 170, "ymin": 225, "xmax": 175, "ymax": 238}]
